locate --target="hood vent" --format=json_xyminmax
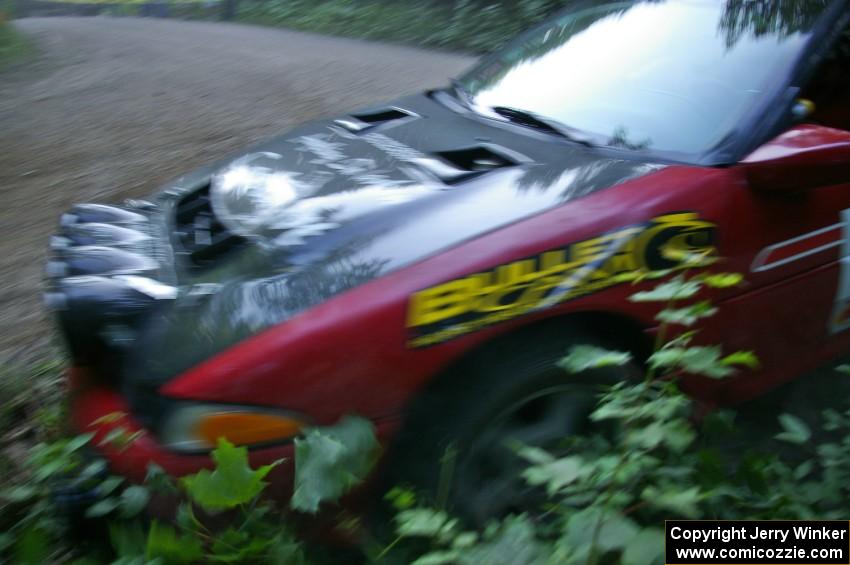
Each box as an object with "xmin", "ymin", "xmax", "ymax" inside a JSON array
[
  {"xmin": 418, "ymin": 144, "xmax": 528, "ymax": 184},
  {"xmin": 173, "ymin": 184, "xmax": 245, "ymax": 268},
  {"xmin": 334, "ymin": 107, "xmax": 418, "ymax": 133}
]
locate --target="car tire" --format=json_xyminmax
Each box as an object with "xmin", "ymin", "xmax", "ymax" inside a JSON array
[{"xmin": 377, "ymin": 322, "xmax": 643, "ymax": 528}]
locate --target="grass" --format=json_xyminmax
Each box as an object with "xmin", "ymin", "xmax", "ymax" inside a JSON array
[
  {"xmin": 0, "ymin": 19, "xmax": 32, "ymax": 69},
  {"xmin": 0, "ymin": 354, "xmax": 67, "ymax": 488}
]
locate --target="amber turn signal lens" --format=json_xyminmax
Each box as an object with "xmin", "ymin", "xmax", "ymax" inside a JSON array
[{"xmin": 195, "ymin": 412, "xmax": 304, "ymax": 447}]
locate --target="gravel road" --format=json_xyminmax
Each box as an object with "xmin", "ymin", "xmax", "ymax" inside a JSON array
[{"xmin": 0, "ymin": 17, "xmax": 473, "ymax": 364}]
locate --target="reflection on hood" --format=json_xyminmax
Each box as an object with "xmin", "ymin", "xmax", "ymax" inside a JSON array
[{"xmin": 126, "ymin": 91, "xmax": 665, "ymax": 385}]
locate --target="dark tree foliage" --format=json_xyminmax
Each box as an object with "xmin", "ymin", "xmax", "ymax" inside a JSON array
[{"xmin": 720, "ymin": 0, "xmax": 831, "ymax": 47}]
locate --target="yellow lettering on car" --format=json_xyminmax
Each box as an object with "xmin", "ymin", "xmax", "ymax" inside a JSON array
[
  {"xmin": 406, "ymin": 278, "xmax": 474, "ymax": 327},
  {"xmin": 407, "ymin": 212, "xmax": 716, "ymax": 347}
]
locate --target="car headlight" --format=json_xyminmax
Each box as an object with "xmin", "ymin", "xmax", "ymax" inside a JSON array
[
  {"xmin": 159, "ymin": 403, "xmax": 308, "ymax": 452},
  {"xmin": 210, "ymin": 152, "xmax": 312, "ymax": 237}
]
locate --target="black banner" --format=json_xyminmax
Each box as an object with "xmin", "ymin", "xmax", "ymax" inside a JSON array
[{"xmin": 666, "ymin": 521, "xmax": 850, "ymax": 564}]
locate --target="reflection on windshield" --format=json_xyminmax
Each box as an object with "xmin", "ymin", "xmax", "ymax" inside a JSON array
[
  {"xmin": 721, "ymin": 0, "xmax": 829, "ymax": 48},
  {"xmin": 461, "ymin": 0, "xmax": 824, "ymax": 156}
]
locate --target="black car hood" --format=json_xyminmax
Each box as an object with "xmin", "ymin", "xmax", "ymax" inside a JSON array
[{"xmin": 64, "ymin": 91, "xmax": 665, "ymax": 387}]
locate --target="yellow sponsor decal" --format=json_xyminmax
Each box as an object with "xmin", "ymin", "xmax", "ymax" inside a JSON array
[{"xmin": 407, "ymin": 212, "xmax": 716, "ymax": 347}]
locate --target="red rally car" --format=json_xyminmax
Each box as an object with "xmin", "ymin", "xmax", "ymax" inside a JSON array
[{"xmin": 45, "ymin": 0, "xmax": 850, "ymax": 521}]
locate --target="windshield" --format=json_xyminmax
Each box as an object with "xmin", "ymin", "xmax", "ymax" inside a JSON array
[{"xmin": 459, "ymin": 0, "xmax": 828, "ymax": 157}]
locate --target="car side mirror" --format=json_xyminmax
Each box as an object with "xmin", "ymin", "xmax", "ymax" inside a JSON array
[{"xmin": 740, "ymin": 123, "xmax": 850, "ymax": 193}]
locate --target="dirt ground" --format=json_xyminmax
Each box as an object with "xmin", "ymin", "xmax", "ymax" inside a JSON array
[{"xmin": 0, "ymin": 17, "xmax": 473, "ymax": 365}]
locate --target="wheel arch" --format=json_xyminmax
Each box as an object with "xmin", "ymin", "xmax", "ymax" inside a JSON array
[
  {"xmin": 450, "ymin": 308, "xmax": 653, "ymax": 376},
  {"xmin": 400, "ymin": 308, "xmax": 653, "ymax": 427},
  {"xmin": 377, "ymin": 308, "xmax": 653, "ymax": 510}
]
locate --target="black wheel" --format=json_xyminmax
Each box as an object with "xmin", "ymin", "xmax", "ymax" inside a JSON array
[{"xmin": 378, "ymin": 323, "xmax": 642, "ymax": 527}]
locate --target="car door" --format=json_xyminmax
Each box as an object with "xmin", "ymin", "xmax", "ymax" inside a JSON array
[{"xmin": 695, "ymin": 22, "xmax": 850, "ymax": 404}]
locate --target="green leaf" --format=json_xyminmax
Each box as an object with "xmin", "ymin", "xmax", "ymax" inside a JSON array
[
  {"xmin": 462, "ymin": 515, "xmax": 546, "ymax": 565},
  {"xmin": 660, "ymin": 245, "xmax": 717, "ymax": 267},
  {"xmin": 91, "ymin": 411, "xmax": 127, "ymax": 426},
  {"xmin": 452, "ymin": 531, "xmax": 478, "ymax": 549},
  {"xmin": 522, "ymin": 455, "xmax": 588, "ymax": 495},
  {"xmin": 119, "ymin": 485, "xmax": 150, "ymax": 518},
  {"xmin": 721, "ymin": 351, "xmax": 760, "ymax": 370},
  {"xmin": 99, "ymin": 475, "xmax": 125, "ymax": 496},
  {"xmin": 667, "ymin": 330, "xmax": 699, "ymax": 347},
  {"xmin": 662, "ymin": 421, "xmax": 697, "ymax": 452},
  {"xmin": 32, "ymin": 456, "xmax": 68, "ymax": 482},
  {"xmin": 622, "ymin": 528, "xmax": 664, "ymax": 565},
  {"xmin": 145, "ymin": 521, "xmax": 203, "ymax": 563},
  {"xmin": 181, "ymin": 438, "xmax": 279, "ymax": 512},
  {"xmin": 100, "ymin": 427, "xmax": 131, "ymax": 448},
  {"xmin": 85, "ymin": 497, "xmax": 120, "ymax": 518},
  {"xmin": 627, "ymin": 420, "xmax": 695, "ymax": 453},
  {"xmin": 558, "ymin": 345, "xmax": 632, "ymax": 373},
  {"xmin": 290, "ymin": 416, "xmax": 379, "ymax": 513},
  {"xmin": 515, "ymin": 444, "xmax": 556, "ymax": 465},
  {"xmin": 209, "ymin": 527, "xmax": 273, "ymax": 562},
  {"xmin": 822, "ymin": 409, "xmax": 844, "ymax": 431},
  {"xmin": 655, "ymin": 301, "xmax": 717, "ymax": 326},
  {"xmin": 835, "ymin": 364, "xmax": 850, "ymax": 376},
  {"xmin": 794, "ymin": 460, "xmax": 815, "ymax": 480},
  {"xmin": 701, "ymin": 272, "xmax": 743, "ymax": 289},
  {"xmin": 109, "ymin": 522, "xmax": 147, "ymax": 559},
  {"xmin": 79, "ymin": 459, "xmax": 108, "ymax": 480},
  {"xmin": 642, "ymin": 486, "xmax": 702, "ymax": 518},
  {"xmin": 395, "ymin": 508, "xmax": 458, "ymax": 539},
  {"xmin": 99, "ymin": 428, "xmax": 145, "ymax": 451},
  {"xmin": 649, "ymin": 345, "xmax": 736, "ymax": 379},
  {"xmin": 3, "ymin": 485, "xmax": 37, "ymax": 502},
  {"xmin": 412, "ymin": 550, "xmax": 461, "ymax": 565},
  {"xmin": 629, "ymin": 276, "xmax": 702, "ymax": 303},
  {"xmin": 561, "ymin": 508, "xmax": 639, "ymax": 554},
  {"xmin": 145, "ymin": 462, "xmax": 178, "ymax": 495},
  {"xmin": 264, "ymin": 534, "xmax": 307, "ymax": 565},
  {"xmin": 385, "ymin": 486, "xmax": 416, "ymax": 510},
  {"xmin": 776, "ymin": 413, "xmax": 811, "ymax": 444},
  {"xmin": 64, "ymin": 433, "xmax": 94, "ymax": 453},
  {"xmin": 175, "ymin": 502, "xmax": 201, "ymax": 532},
  {"xmin": 629, "ymin": 268, "xmax": 673, "ymax": 284},
  {"xmin": 14, "ymin": 527, "xmax": 50, "ymax": 565}
]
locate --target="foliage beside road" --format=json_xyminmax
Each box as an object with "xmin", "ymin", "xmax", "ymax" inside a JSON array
[
  {"xmin": 0, "ymin": 18, "xmax": 31, "ymax": 68},
  {"xmin": 10, "ymin": 0, "xmax": 570, "ymax": 52},
  {"xmin": 236, "ymin": 0, "xmax": 571, "ymax": 53},
  {"xmin": 6, "ymin": 265, "xmax": 850, "ymax": 563}
]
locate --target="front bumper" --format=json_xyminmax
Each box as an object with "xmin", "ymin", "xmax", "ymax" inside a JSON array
[{"xmin": 69, "ymin": 367, "xmax": 296, "ymax": 497}]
